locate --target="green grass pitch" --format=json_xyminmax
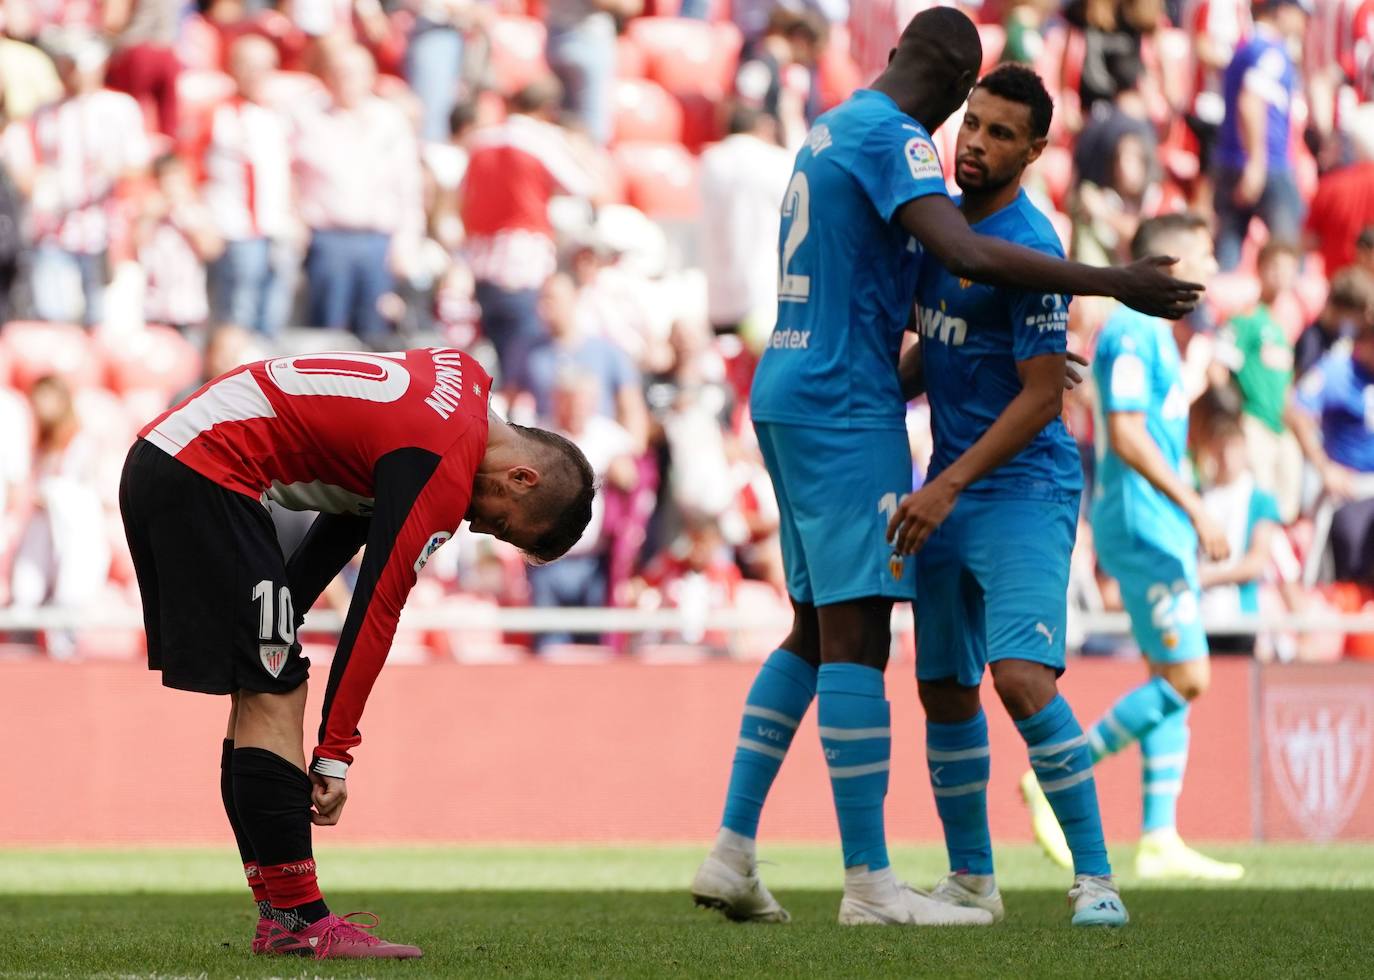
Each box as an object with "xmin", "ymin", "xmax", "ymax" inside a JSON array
[{"xmin": 2, "ymin": 843, "xmax": 1372, "ymax": 978}]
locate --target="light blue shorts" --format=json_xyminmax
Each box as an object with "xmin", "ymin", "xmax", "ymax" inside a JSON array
[
  {"xmin": 1099, "ymin": 541, "xmax": 1208, "ymax": 663},
  {"xmin": 753, "ymin": 421, "xmax": 917, "ymax": 606},
  {"xmin": 915, "ymin": 494, "xmax": 1078, "ymax": 688}
]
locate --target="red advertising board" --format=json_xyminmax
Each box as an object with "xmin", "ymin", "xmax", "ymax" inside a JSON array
[{"xmin": 1258, "ymin": 662, "xmax": 1374, "ymax": 841}]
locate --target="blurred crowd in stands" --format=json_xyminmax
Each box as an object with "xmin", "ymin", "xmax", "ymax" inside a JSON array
[{"xmin": 1, "ymin": 0, "xmax": 1374, "ymax": 663}]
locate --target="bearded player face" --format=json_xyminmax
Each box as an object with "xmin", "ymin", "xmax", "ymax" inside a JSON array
[{"xmin": 953, "ymin": 87, "xmax": 1044, "ymax": 196}]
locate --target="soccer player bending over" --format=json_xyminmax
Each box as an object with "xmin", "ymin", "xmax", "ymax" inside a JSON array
[
  {"xmin": 885, "ymin": 65, "xmax": 1125, "ymax": 927},
  {"xmin": 120, "ymin": 348, "xmax": 594, "ymax": 958},
  {"xmin": 691, "ymin": 7, "xmax": 1200, "ymax": 927},
  {"xmin": 1023, "ymin": 214, "xmax": 1245, "ymax": 881}
]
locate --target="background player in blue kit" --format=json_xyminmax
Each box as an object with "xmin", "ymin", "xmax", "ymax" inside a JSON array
[
  {"xmin": 690, "ymin": 9, "xmax": 1202, "ymax": 927},
  {"xmin": 884, "ymin": 65, "xmax": 1126, "ymax": 928},
  {"xmin": 1024, "ymin": 214, "xmax": 1244, "ymax": 882}
]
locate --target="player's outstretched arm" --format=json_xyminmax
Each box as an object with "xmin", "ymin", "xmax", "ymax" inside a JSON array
[
  {"xmin": 1107, "ymin": 411, "xmax": 1230, "ymax": 562},
  {"xmin": 897, "ymin": 195, "xmax": 1202, "ymax": 319},
  {"xmin": 887, "ymin": 352, "xmax": 1067, "ymax": 554}
]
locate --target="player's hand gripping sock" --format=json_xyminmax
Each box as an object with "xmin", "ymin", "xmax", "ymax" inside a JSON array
[
  {"xmin": 926, "ymin": 711, "xmax": 993, "ymax": 877},
  {"xmin": 1086, "ymin": 676, "xmax": 1188, "ymax": 761},
  {"xmin": 1017, "ymin": 696, "xmax": 1111, "ymax": 879},
  {"xmin": 220, "ymin": 739, "xmax": 274, "ymax": 951}
]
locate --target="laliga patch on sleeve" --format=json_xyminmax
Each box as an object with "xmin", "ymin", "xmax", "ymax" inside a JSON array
[
  {"xmin": 904, "ymin": 136, "xmax": 942, "ymax": 181},
  {"xmin": 1110, "ymin": 353, "xmax": 1147, "ymax": 401},
  {"xmin": 413, "ymin": 530, "xmax": 453, "ymax": 573}
]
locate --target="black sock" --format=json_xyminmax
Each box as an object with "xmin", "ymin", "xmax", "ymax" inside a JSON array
[
  {"xmin": 220, "ymin": 739, "xmax": 257, "ymax": 866},
  {"xmin": 231, "ymin": 747, "xmax": 330, "ymax": 927}
]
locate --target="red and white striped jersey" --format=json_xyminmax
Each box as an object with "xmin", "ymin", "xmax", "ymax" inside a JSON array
[
  {"xmin": 203, "ymin": 98, "xmax": 293, "ymax": 241},
  {"xmin": 138, "ymin": 348, "xmax": 492, "ymax": 774},
  {"xmin": 461, "ymin": 114, "xmax": 594, "ymax": 290},
  {"xmin": 3, "ymin": 90, "xmax": 150, "ymax": 254}
]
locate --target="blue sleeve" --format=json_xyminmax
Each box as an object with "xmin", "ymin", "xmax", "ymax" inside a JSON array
[
  {"xmin": 1096, "ymin": 320, "xmax": 1151, "ymax": 414},
  {"xmin": 1008, "ymin": 232, "xmax": 1070, "ymax": 361},
  {"xmin": 1249, "ymin": 489, "xmax": 1281, "ymax": 532},
  {"xmin": 846, "ymin": 116, "xmax": 949, "ymax": 222},
  {"xmin": 1294, "ymin": 359, "xmax": 1330, "ymax": 416},
  {"xmin": 608, "ymin": 342, "xmax": 640, "ymax": 392}
]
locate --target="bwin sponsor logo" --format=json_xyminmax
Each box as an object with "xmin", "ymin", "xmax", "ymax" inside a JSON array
[{"xmin": 914, "ymin": 300, "xmax": 967, "ymax": 346}]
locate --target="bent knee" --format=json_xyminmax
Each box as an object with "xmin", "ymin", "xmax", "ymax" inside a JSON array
[{"xmin": 1156, "ymin": 660, "xmax": 1210, "ymax": 701}]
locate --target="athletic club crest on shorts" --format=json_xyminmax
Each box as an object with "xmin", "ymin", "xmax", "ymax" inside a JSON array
[
  {"xmin": 260, "ymin": 643, "xmax": 290, "ymax": 679},
  {"xmin": 1265, "ymin": 686, "xmax": 1374, "ymax": 841}
]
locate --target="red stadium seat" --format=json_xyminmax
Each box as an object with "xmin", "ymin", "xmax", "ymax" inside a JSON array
[
  {"xmin": 628, "ymin": 18, "xmax": 742, "ymax": 99},
  {"xmin": 613, "ymin": 141, "xmax": 701, "ymax": 219},
  {"xmin": 978, "ymin": 23, "xmax": 1005, "ymax": 73},
  {"xmin": 1, "ymin": 322, "xmax": 103, "ymax": 391},
  {"xmin": 1031, "ymin": 144, "xmax": 1074, "ymax": 210},
  {"xmin": 98, "ymin": 324, "xmax": 201, "ymax": 399},
  {"xmin": 612, "ymin": 79, "xmax": 684, "ymax": 145},
  {"xmin": 617, "ymin": 35, "xmax": 648, "ymax": 80},
  {"xmin": 486, "ymin": 16, "xmax": 549, "ymax": 95}
]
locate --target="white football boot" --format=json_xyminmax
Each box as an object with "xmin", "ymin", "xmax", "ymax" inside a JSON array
[
  {"xmin": 690, "ymin": 834, "xmax": 790, "ymax": 923},
  {"xmin": 838, "ymin": 868, "xmax": 996, "ymax": 926},
  {"xmin": 1068, "ymin": 875, "xmax": 1129, "ymax": 927},
  {"xmin": 926, "ymin": 873, "xmax": 1006, "ymax": 923}
]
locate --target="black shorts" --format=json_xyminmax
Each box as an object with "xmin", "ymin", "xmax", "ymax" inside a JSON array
[{"xmin": 119, "ymin": 439, "xmax": 309, "ymax": 695}]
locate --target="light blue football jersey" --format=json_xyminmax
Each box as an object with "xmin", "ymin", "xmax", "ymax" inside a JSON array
[
  {"xmin": 749, "ymin": 89, "xmax": 950, "ymax": 431},
  {"xmin": 916, "ymin": 189, "xmax": 1081, "ymax": 500},
  {"xmin": 1090, "ymin": 306, "xmax": 1197, "ymax": 554}
]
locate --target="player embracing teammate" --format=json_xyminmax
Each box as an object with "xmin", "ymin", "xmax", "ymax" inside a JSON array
[{"xmin": 692, "ymin": 8, "xmax": 1200, "ymax": 927}]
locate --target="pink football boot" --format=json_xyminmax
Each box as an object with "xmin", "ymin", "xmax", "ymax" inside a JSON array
[
  {"xmin": 251, "ymin": 917, "xmax": 274, "ymax": 954},
  {"xmin": 261, "ymin": 911, "xmax": 423, "ymax": 959}
]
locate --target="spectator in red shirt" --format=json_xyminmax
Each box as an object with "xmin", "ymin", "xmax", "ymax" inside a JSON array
[
  {"xmin": 460, "ymin": 78, "xmax": 600, "ymax": 372},
  {"xmin": 102, "ymin": 0, "xmax": 182, "ymax": 139},
  {"xmin": 1304, "ymin": 104, "xmax": 1374, "ymax": 276}
]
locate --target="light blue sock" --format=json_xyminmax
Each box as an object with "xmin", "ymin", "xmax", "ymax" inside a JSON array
[
  {"xmin": 926, "ymin": 711, "xmax": 992, "ymax": 875},
  {"xmin": 1088, "ymin": 676, "xmax": 1188, "ymax": 762},
  {"xmin": 818, "ymin": 663, "xmax": 891, "ymax": 871},
  {"xmin": 1141, "ymin": 706, "xmax": 1190, "ymax": 833},
  {"xmin": 720, "ymin": 648, "xmax": 818, "ymax": 838},
  {"xmin": 1018, "ymin": 695, "xmax": 1111, "ymax": 878}
]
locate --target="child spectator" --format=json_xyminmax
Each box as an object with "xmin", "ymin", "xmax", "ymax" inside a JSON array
[
  {"xmin": 138, "ymin": 154, "xmax": 222, "ymax": 331},
  {"xmin": 1293, "ymin": 267, "xmax": 1374, "ymax": 377},
  {"xmin": 1215, "ymin": 239, "xmax": 1302, "ymax": 520}
]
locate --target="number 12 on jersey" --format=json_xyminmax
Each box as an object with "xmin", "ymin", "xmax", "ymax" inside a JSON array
[{"xmin": 779, "ymin": 172, "xmax": 811, "ymax": 303}]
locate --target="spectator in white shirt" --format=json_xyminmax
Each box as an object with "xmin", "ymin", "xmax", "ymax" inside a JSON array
[
  {"xmin": 2, "ymin": 33, "xmax": 149, "ymax": 326},
  {"xmin": 204, "ymin": 35, "xmax": 298, "ymax": 337},
  {"xmin": 138, "ymin": 153, "xmax": 223, "ymax": 330},
  {"xmin": 293, "ymin": 42, "xmax": 424, "ymax": 340},
  {"xmin": 699, "ymin": 105, "xmax": 792, "ymax": 341}
]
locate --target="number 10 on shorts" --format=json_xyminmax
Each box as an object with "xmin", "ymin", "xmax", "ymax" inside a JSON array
[
  {"xmin": 252, "ymin": 580, "xmax": 296, "ymax": 644},
  {"xmin": 879, "ymin": 492, "xmax": 905, "ymax": 580}
]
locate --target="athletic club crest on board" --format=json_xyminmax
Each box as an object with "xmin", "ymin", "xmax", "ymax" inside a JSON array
[
  {"xmin": 260, "ymin": 643, "xmax": 289, "ymax": 679},
  {"xmin": 1264, "ymin": 686, "xmax": 1374, "ymax": 841}
]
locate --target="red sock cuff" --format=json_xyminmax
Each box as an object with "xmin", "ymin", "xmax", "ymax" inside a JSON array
[
  {"xmin": 259, "ymin": 859, "xmax": 323, "ymax": 908},
  {"xmin": 244, "ymin": 862, "xmax": 269, "ymax": 903}
]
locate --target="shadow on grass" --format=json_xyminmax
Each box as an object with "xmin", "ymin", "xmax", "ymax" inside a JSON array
[{"xmin": 2, "ymin": 890, "xmax": 1371, "ymax": 979}]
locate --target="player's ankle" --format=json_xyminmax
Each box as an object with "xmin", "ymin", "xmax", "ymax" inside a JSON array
[
  {"xmin": 953, "ymin": 872, "xmax": 997, "ymax": 896},
  {"xmin": 843, "ymin": 864, "xmax": 896, "ymax": 898},
  {"xmin": 712, "ymin": 828, "xmax": 758, "ymax": 872}
]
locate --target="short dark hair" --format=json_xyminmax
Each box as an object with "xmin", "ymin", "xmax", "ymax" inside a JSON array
[
  {"xmin": 1357, "ymin": 225, "xmax": 1374, "ymax": 251},
  {"xmin": 514, "ymin": 424, "xmax": 597, "ymax": 564},
  {"xmin": 1258, "ymin": 238, "xmax": 1300, "ymax": 268},
  {"xmin": 974, "ymin": 64, "xmax": 1054, "ymax": 140},
  {"xmin": 1328, "ymin": 267, "xmax": 1374, "ymax": 313},
  {"xmin": 1130, "ymin": 212, "xmax": 1210, "ymax": 260}
]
